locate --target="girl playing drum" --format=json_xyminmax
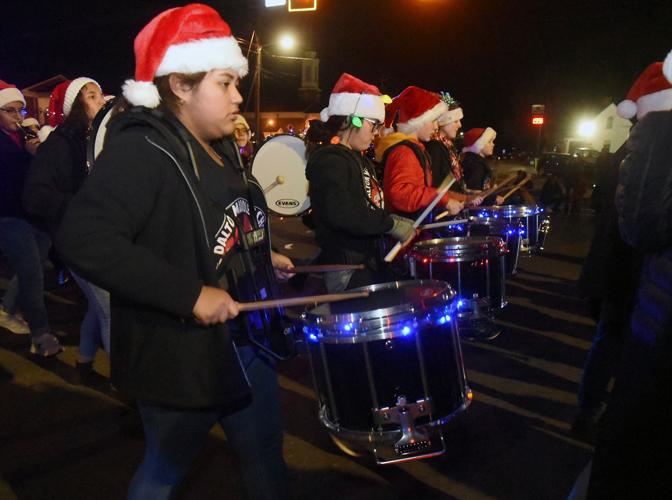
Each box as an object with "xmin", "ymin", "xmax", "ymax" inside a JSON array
[{"xmin": 305, "ymin": 73, "xmax": 414, "ymax": 292}]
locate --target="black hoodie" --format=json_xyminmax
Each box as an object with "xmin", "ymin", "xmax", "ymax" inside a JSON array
[
  {"xmin": 57, "ymin": 107, "xmax": 251, "ymax": 410},
  {"xmin": 306, "ymin": 144, "xmax": 393, "ymax": 265}
]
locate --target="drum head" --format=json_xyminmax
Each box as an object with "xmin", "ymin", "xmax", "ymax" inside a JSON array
[
  {"xmin": 251, "ymin": 134, "xmax": 309, "ymax": 216},
  {"xmin": 86, "ymin": 97, "xmax": 118, "ymax": 166},
  {"xmin": 305, "ymin": 280, "xmax": 454, "ymax": 323}
]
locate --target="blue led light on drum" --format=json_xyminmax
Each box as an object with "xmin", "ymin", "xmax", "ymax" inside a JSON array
[{"xmin": 436, "ymin": 314, "xmax": 452, "ymax": 325}]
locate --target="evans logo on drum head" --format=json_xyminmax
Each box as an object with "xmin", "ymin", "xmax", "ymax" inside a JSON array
[
  {"xmin": 251, "ymin": 134, "xmax": 309, "ymax": 217},
  {"xmin": 276, "ymin": 199, "xmax": 300, "ymax": 208}
]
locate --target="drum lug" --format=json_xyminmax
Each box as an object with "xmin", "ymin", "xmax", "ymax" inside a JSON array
[{"xmin": 373, "ymin": 396, "xmax": 436, "ymax": 459}]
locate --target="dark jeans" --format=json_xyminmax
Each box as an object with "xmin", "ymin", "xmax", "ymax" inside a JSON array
[
  {"xmin": 127, "ymin": 345, "xmax": 289, "ymax": 500},
  {"xmin": 578, "ymin": 299, "xmax": 629, "ymax": 413},
  {"xmin": 0, "ymin": 217, "xmax": 51, "ymax": 339}
]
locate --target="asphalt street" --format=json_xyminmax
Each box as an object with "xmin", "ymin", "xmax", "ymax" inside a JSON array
[{"xmin": 0, "ymin": 201, "xmax": 597, "ymax": 500}]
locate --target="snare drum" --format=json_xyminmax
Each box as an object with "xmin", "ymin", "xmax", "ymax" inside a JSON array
[
  {"xmin": 302, "ymin": 280, "xmax": 471, "ymax": 464},
  {"xmin": 441, "ymin": 211, "xmax": 522, "ymax": 275},
  {"xmin": 409, "ymin": 237, "xmax": 507, "ymax": 318},
  {"xmin": 470, "ymin": 205, "xmax": 550, "ymax": 254}
]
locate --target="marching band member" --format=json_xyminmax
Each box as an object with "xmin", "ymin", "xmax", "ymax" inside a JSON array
[
  {"xmin": 23, "ymin": 77, "xmax": 110, "ymax": 381},
  {"xmin": 0, "ymin": 80, "xmax": 60, "ymax": 355},
  {"xmin": 376, "ymin": 86, "xmax": 466, "ymax": 220},
  {"xmin": 424, "ymin": 92, "xmax": 467, "ymax": 190},
  {"xmin": 461, "ymin": 127, "xmax": 506, "ymax": 206},
  {"xmin": 57, "ymin": 5, "xmax": 291, "ymax": 499},
  {"xmin": 305, "ymin": 73, "xmax": 415, "ymax": 292}
]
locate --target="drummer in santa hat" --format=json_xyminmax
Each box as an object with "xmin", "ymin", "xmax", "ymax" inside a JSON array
[
  {"xmin": 305, "ymin": 73, "xmax": 415, "ymax": 292},
  {"xmin": 56, "ymin": 4, "xmax": 292, "ymax": 499},
  {"xmin": 461, "ymin": 127, "xmax": 506, "ymax": 206},
  {"xmin": 375, "ymin": 86, "xmax": 467, "ymax": 220}
]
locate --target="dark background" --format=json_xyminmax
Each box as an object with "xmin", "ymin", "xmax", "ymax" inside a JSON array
[{"xmin": 2, "ymin": 0, "xmax": 671, "ymax": 149}]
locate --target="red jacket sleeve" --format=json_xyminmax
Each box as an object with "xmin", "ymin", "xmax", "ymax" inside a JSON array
[{"xmin": 383, "ymin": 145, "xmax": 451, "ymax": 213}]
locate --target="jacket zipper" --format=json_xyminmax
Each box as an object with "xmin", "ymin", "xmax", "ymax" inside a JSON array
[{"xmin": 144, "ymin": 136, "xmax": 251, "ymax": 388}]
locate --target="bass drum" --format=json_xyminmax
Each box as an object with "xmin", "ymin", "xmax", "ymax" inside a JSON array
[{"xmin": 251, "ymin": 134, "xmax": 309, "ymax": 216}]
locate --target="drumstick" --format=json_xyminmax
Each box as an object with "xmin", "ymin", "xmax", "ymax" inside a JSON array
[
  {"xmin": 383, "ymin": 173, "xmax": 456, "ymax": 263},
  {"xmin": 238, "ymin": 290, "xmax": 370, "ymax": 312},
  {"xmin": 501, "ymin": 173, "xmax": 533, "ymax": 202},
  {"xmin": 419, "ymin": 218, "xmax": 469, "ymax": 230},
  {"xmin": 435, "ymin": 173, "xmax": 518, "ymax": 220},
  {"xmin": 290, "ymin": 264, "xmax": 365, "ymax": 273},
  {"xmin": 264, "ymin": 175, "xmax": 285, "ymax": 194}
]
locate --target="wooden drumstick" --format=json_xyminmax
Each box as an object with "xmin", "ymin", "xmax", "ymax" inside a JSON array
[
  {"xmin": 290, "ymin": 264, "xmax": 365, "ymax": 273},
  {"xmin": 237, "ymin": 290, "xmax": 370, "ymax": 312},
  {"xmin": 435, "ymin": 173, "xmax": 518, "ymax": 220},
  {"xmin": 500, "ymin": 173, "xmax": 533, "ymax": 202},
  {"xmin": 383, "ymin": 173, "xmax": 456, "ymax": 263},
  {"xmin": 264, "ymin": 175, "xmax": 286, "ymax": 194},
  {"xmin": 419, "ymin": 218, "xmax": 469, "ymax": 230}
]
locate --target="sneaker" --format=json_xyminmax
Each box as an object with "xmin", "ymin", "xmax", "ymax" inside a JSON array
[
  {"xmin": 0, "ymin": 308, "xmax": 30, "ymax": 335},
  {"xmin": 30, "ymin": 333, "xmax": 63, "ymax": 357}
]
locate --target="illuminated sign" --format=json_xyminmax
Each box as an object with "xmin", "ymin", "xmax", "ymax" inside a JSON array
[
  {"xmin": 531, "ymin": 115, "xmax": 544, "ymax": 126},
  {"xmin": 265, "ymin": 0, "xmax": 286, "ymax": 6},
  {"xmin": 288, "ymin": 0, "xmax": 317, "ymax": 12}
]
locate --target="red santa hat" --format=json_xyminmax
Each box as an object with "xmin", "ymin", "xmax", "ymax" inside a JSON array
[
  {"xmin": 320, "ymin": 73, "xmax": 387, "ymax": 123},
  {"xmin": 46, "ymin": 77, "xmax": 101, "ymax": 127},
  {"xmin": 0, "ymin": 80, "xmax": 26, "ymax": 109},
  {"xmin": 384, "ymin": 86, "xmax": 447, "ymax": 135},
  {"xmin": 462, "ymin": 127, "xmax": 496, "ymax": 154},
  {"xmin": 122, "ymin": 3, "xmax": 248, "ymax": 108},
  {"xmin": 617, "ymin": 50, "xmax": 672, "ymax": 120}
]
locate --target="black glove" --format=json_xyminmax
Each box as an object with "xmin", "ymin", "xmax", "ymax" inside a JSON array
[{"xmin": 386, "ymin": 214, "xmax": 415, "ymax": 242}]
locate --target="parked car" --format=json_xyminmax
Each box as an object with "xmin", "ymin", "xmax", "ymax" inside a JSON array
[{"xmin": 538, "ymin": 152, "xmax": 573, "ymax": 176}]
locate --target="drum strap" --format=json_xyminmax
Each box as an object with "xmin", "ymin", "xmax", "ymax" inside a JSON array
[{"xmin": 380, "ymin": 140, "xmax": 431, "ymax": 187}]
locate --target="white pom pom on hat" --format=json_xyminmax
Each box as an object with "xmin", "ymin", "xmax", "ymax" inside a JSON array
[
  {"xmin": 617, "ymin": 52, "xmax": 672, "ymax": 120},
  {"xmin": 663, "ymin": 48, "xmax": 672, "ymax": 84},
  {"xmin": 123, "ymin": 4, "xmax": 248, "ymax": 108},
  {"xmin": 616, "ymin": 99, "xmax": 637, "ymax": 120}
]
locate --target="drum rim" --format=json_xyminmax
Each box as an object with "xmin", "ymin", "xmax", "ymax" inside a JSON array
[
  {"xmin": 410, "ymin": 236, "xmax": 507, "ymax": 260},
  {"xmin": 302, "ymin": 279, "xmax": 456, "ymax": 339},
  {"xmin": 469, "ymin": 204, "xmax": 542, "ymax": 217}
]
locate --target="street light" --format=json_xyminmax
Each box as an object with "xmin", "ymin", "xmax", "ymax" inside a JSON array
[
  {"xmin": 279, "ymin": 34, "xmax": 296, "ymax": 51},
  {"xmin": 577, "ymin": 119, "xmax": 596, "ymax": 138}
]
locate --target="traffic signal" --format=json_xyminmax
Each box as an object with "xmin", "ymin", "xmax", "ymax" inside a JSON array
[
  {"xmin": 288, "ymin": 0, "xmax": 317, "ymax": 11},
  {"xmin": 531, "ymin": 115, "xmax": 544, "ymax": 126}
]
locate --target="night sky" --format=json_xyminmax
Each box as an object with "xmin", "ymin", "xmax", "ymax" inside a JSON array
[{"xmin": 2, "ymin": 0, "xmax": 672, "ymax": 150}]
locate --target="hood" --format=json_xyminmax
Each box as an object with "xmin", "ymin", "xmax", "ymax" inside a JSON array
[
  {"xmin": 306, "ymin": 143, "xmax": 359, "ymax": 180},
  {"xmin": 374, "ymin": 132, "xmax": 418, "ymax": 161}
]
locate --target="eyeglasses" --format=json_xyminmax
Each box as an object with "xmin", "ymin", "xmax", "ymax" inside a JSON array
[
  {"xmin": 0, "ymin": 107, "xmax": 25, "ymax": 116},
  {"xmin": 362, "ymin": 117, "xmax": 383, "ymax": 133}
]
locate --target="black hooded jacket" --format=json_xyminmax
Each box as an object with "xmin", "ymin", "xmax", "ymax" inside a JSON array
[
  {"xmin": 0, "ymin": 130, "xmax": 32, "ymax": 218},
  {"xmin": 22, "ymin": 123, "xmax": 88, "ymax": 234},
  {"xmin": 57, "ymin": 107, "xmax": 251, "ymax": 410},
  {"xmin": 306, "ymin": 144, "xmax": 393, "ymax": 264}
]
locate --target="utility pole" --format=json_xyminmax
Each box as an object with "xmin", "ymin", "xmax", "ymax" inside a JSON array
[{"xmin": 254, "ymin": 35, "xmax": 262, "ymax": 143}]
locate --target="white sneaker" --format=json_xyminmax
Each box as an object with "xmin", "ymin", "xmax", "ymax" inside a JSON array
[{"xmin": 0, "ymin": 308, "xmax": 30, "ymax": 335}]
